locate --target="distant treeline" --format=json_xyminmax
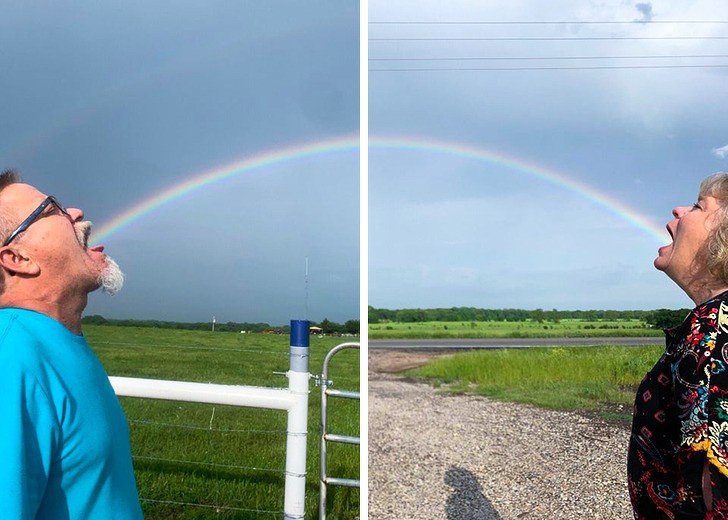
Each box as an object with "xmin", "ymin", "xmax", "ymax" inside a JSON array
[
  {"xmin": 368, "ymin": 306, "xmax": 691, "ymax": 330},
  {"xmin": 82, "ymin": 315, "xmax": 360, "ymax": 335}
]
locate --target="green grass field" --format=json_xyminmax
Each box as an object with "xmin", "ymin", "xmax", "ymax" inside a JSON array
[
  {"xmin": 406, "ymin": 343, "xmax": 663, "ymax": 423},
  {"xmin": 369, "ymin": 318, "xmax": 663, "ymax": 339},
  {"xmin": 85, "ymin": 325, "xmax": 360, "ymax": 520}
]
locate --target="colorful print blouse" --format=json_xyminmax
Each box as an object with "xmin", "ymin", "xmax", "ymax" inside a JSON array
[{"xmin": 628, "ymin": 292, "xmax": 728, "ymax": 519}]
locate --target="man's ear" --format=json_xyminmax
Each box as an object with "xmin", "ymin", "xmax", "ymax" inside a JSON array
[{"xmin": 0, "ymin": 247, "xmax": 40, "ymax": 276}]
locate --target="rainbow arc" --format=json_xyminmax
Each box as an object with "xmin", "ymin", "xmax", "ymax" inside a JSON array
[{"xmin": 91, "ymin": 134, "xmax": 667, "ymax": 245}]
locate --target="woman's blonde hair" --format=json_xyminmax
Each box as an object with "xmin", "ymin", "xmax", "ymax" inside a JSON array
[{"xmin": 701, "ymin": 172, "xmax": 728, "ymax": 284}]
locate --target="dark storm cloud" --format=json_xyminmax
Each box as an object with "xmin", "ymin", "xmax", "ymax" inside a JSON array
[{"xmin": 0, "ymin": 2, "xmax": 359, "ymax": 324}]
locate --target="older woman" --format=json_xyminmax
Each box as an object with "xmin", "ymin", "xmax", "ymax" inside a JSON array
[{"xmin": 628, "ymin": 173, "xmax": 728, "ymax": 518}]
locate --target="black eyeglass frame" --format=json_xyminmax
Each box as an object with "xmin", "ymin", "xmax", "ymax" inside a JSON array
[{"xmin": 3, "ymin": 196, "xmax": 70, "ymax": 247}]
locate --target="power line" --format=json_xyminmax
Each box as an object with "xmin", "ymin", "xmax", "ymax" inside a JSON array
[
  {"xmin": 368, "ymin": 20, "xmax": 728, "ymax": 70},
  {"xmin": 369, "ymin": 53, "xmax": 728, "ymax": 62},
  {"xmin": 370, "ymin": 63, "xmax": 728, "ymax": 72},
  {"xmin": 370, "ymin": 36, "xmax": 728, "ymax": 41},
  {"xmin": 370, "ymin": 20, "xmax": 728, "ymax": 25}
]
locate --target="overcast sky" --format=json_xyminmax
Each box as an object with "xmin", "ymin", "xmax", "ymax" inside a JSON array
[
  {"xmin": 369, "ymin": 0, "xmax": 728, "ymax": 312},
  {"xmin": 4, "ymin": 2, "xmax": 726, "ymax": 324},
  {"xmin": 0, "ymin": 2, "xmax": 359, "ymax": 325}
]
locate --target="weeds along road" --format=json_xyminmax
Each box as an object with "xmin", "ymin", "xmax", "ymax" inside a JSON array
[{"xmin": 369, "ymin": 336, "xmax": 664, "ymax": 349}]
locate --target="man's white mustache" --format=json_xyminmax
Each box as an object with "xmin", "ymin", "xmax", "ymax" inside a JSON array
[{"xmin": 75, "ymin": 221, "xmax": 92, "ymax": 248}]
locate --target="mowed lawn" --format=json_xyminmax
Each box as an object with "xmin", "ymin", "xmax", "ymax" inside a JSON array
[
  {"xmin": 369, "ymin": 318, "xmax": 663, "ymax": 339},
  {"xmin": 85, "ymin": 325, "xmax": 360, "ymax": 520}
]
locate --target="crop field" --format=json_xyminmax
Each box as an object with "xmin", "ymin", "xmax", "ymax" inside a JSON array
[
  {"xmin": 85, "ymin": 325, "xmax": 360, "ymax": 520},
  {"xmin": 406, "ymin": 343, "xmax": 663, "ymax": 422},
  {"xmin": 369, "ymin": 318, "xmax": 663, "ymax": 339}
]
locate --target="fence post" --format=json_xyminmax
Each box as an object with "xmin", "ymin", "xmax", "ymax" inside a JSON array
[{"xmin": 284, "ymin": 320, "xmax": 310, "ymax": 520}]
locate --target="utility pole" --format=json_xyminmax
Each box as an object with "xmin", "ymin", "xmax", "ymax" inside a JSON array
[{"xmin": 212, "ymin": 315, "xmax": 216, "ymax": 332}]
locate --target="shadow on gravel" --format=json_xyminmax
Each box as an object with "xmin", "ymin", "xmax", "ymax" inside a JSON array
[{"xmin": 445, "ymin": 466, "xmax": 503, "ymax": 519}]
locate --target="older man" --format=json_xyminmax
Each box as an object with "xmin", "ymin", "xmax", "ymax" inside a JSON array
[{"xmin": 0, "ymin": 170, "xmax": 142, "ymax": 518}]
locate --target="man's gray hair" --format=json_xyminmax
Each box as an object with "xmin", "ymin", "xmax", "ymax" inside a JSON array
[{"xmin": 0, "ymin": 170, "xmax": 21, "ymax": 243}]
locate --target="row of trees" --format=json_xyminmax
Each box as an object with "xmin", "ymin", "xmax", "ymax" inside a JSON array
[
  {"xmin": 314, "ymin": 318, "xmax": 360, "ymax": 335},
  {"xmin": 369, "ymin": 306, "xmax": 691, "ymax": 329},
  {"xmin": 82, "ymin": 306, "xmax": 692, "ymax": 335},
  {"xmin": 82, "ymin": 315, "xmax": 360, "ymax": 335},
  {"xmin": 643, "ymin": 309, "xmax": 692, "ymax": 330}
]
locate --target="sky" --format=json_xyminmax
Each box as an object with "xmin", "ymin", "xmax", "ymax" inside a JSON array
[
  {"xmin": 368, "ymin": 0, "xmax": 728, "ymax": 312},
  {"xmin": 0, "ymin": 1, "xmax": 359, "ymax": 325}
]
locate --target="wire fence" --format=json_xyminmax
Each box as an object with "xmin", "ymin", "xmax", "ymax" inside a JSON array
[
  {"xmin": 129, "ymin": 405, "xmax": 291, "ymax": 518},
  {"xmin": 88, "ymin": 328, "xmax": 360, "ymax": 519}
]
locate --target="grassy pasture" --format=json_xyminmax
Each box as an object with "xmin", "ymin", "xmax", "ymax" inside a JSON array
[
  {"xmin": 85, "ymin": 325, "xmax": 360, "ymax": 520},
  {"xmin": 407, "ymin": 343, "xmax": 663, "ymax": 422},
  {"xmin": 369, "ymin": 318, "xmax": 663, "ymax": 339}
]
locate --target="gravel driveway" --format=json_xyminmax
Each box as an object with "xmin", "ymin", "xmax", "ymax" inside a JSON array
[{"xmin": 368, "ymin": 351, "xmax": 634, "ymax": 519}]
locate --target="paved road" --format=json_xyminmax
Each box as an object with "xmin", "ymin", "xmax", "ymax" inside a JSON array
[{"xmin": 369, "ymin": 336, "xmax": 664, "ymax": 349}]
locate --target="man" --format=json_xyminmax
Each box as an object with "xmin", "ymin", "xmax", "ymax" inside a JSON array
[{"xmin": 0, "ymin": 170, "xmax": 142, "ymax": 518}]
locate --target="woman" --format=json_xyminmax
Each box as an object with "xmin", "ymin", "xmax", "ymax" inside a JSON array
[{"xmin": 629, "ymin": 172, "xmax": 728, "ymax": 518}]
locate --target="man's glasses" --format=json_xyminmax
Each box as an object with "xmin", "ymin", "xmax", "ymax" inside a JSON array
[{"xmin": 3, "ymin": 196, "xmax": 70, "ymax": 247}]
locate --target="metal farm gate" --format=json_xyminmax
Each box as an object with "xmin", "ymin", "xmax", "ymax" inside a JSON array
[{"xmin": 317, "ymin": 342, "xmax": 361, "ymax": 520}]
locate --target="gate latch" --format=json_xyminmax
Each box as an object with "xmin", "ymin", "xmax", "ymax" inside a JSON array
[{"xmin": 311, "ymin": 374, "xmax": 334, "ymax": 387}]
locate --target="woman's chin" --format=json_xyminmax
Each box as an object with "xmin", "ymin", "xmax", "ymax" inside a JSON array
[{"xmin": 654, "ymin": 245, "xmax": 673, "ymax": 272}]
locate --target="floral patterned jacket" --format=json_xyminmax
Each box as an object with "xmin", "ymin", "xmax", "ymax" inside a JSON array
[{"xmin": 628, "ymin": 292, "xmax": 728, "ymax": 519}]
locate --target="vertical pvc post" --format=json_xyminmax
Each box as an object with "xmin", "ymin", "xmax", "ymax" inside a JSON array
[{"xmin": 284, "ymin": 320, "xmax": 310, "ymax": 520}]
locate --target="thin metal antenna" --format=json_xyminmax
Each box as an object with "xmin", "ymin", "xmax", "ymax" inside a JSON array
[{"xmin": 305, "ymin": 258, "xmax": 309, "ymax": 321}]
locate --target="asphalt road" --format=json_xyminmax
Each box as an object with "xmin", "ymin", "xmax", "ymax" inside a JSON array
[{"xmin": 369, "ymin": 336, "xmax": 664, "ymax": 350}]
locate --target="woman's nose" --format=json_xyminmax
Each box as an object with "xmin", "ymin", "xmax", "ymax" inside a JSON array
[{"xmin": 672, "ymin": 206, "xmax": 690, "ymax": 219}]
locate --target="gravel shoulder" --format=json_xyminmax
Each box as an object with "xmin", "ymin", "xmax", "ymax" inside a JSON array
[{"xmin": 368, "ymin": 350, "xmax": 634, "ymax": 519}]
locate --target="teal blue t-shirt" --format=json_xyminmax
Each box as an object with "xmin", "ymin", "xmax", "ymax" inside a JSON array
[{"xmin": 0, "ymin": 309, "xmax": 142, "ymax": 519}]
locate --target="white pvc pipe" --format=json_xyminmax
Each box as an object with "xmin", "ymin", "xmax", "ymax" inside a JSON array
[
  {"xmin": 283, "ymin": 370, "xmax": 310, "ymax": 520},
  {"xmin": 109, "ymin": 376, "xmax": 294, "ymax": 411}
]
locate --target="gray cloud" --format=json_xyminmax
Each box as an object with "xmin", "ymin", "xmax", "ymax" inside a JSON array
[
  {"xmin": 1, "ymin": 2, "xmax": 359, "ymax": 324},
  {"xmin": 635, "ymin": 3, "xmax": 654, "ymax": 23}
]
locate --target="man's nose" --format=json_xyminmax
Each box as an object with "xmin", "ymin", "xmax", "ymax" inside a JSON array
[{"xmin": 66, "ymin": 207, "xmax": 84, "ymax": 222}]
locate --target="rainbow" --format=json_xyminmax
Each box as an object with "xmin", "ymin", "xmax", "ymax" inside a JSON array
[
  {"xmin": 90, "ymin": 134, "xmax": 360, "ymax": 245},
  {"xmin": 90, "ymin": 134, "xmax": 668, "ymax": 245},
  {"xmin": 370, "ymin": 135, "xmax": 668, "ymax": 244}
]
